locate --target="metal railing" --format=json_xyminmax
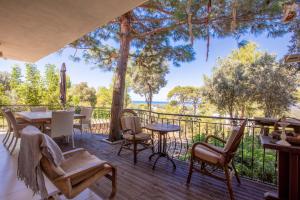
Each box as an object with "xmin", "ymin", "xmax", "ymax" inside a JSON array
[{"xmin": 0, "ymin": 105, "xmax": 277, "ymax": 185}]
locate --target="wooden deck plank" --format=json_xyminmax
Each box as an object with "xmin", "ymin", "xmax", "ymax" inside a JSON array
[{"xmin": 60, "ymin": 133, "xmax": 276, "ymax": 200}]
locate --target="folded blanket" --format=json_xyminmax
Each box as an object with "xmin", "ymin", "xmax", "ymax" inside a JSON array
[{"xmin": 17, "ymin": 125, "xmax": 64, "ymax": 199}]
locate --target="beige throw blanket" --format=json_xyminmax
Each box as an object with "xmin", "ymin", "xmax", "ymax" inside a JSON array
[{"xmin": 17, "ymin": 125, "xmax": 64, "ymax": 199}]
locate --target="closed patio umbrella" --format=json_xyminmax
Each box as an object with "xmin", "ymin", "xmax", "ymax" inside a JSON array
[{"xmin": 60, "ymin": 63, "xmax": 67, "ymax": 109}]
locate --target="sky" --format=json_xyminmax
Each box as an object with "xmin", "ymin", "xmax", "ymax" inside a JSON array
[{"xmin": 0, "ymin": 32, "xmax": 292, "ymax": 101}]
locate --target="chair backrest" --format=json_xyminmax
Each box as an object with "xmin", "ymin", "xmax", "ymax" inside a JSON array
[
  {"xmin": 4, "ymin": 109, "xmax": 20, "ymax": 137},
  {"xmin": 224, "ymin": 119, "xmax": 248, "ymax": 159},
  {"xmin": 30, "ymin": 106, "xmax": 47, "ymax": 112},
  {"xmin": 51, "ymin": 111, "xmax": 74, "ymax": 138},
  {"xmin": 1, "ymin": 108, "xmax": 12, "ymax": 131},
  {"xmin": 80, "ymin": 107, "xmax": 93, "ymax": 124},
  {"xmin": 120, "ymin": 109, "xmax": 142, "ymax": 134}
]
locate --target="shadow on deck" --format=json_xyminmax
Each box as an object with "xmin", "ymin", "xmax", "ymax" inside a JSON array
[{"xmin": 58, "ymin": 133, "xmax": 276, "ymax": 200}]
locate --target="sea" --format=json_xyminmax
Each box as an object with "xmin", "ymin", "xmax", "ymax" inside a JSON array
[{"xmin": 132, "ymin": 100, "xmax": 168, "ymax": 105}]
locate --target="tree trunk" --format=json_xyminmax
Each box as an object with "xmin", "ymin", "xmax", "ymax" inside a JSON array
[
  {"xmin": 148, "ymin": 83, "xmax": 153, "ymax": 112},
  {"xmin": 109, "ymin": 13, "xmax": 131, "ymax": 141}
]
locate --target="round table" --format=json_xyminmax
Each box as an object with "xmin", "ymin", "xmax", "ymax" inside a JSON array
[{"xmin": 145, "ymin": 123, "xmax": 180, "ymax": 170}]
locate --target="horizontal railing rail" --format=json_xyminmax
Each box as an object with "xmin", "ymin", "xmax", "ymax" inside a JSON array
[{"xmin": 0, "ymin": 104, "xmax": 277, "ymax": 185}]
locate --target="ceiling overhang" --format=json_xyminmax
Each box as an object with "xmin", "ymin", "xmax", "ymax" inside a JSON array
[{"xmin": 0, "ymin": 0, "xmax": 146, "ymax": 62}]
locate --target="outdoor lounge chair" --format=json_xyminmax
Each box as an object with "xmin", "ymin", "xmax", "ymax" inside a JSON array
[
  {"xmin": 118, "ymin": 109, "xmax": 153, "ymax": 164},
  {"xmin": 186, "ymin": 119, "xmax": 248, "ymax": 200},
  {"xmin": 19, "ymin": 125, "xmax": 116, "ymax": 199},
  {"xmin": 41, "ymin": 148, "xmax": 117, "ymax": 199}
]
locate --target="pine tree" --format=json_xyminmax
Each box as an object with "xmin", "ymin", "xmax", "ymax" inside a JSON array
[{"xmin": 71, "ymin": 0, "xmax": 292, "ymax": 141}]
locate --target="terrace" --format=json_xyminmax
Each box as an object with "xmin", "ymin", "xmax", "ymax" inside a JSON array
[
  {"xmin": 0, "ymin": 0, "xmax": 299, "ymax": 200},
  {"xmin": 0, "ymin": 105, "xmax": 278, "ymax": 199}
]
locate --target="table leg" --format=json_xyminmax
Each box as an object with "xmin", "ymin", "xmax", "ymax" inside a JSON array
[
  {"xmin": 289, "ymin": 153, "xmax": 299, "ymax": 200},
  {"xmin": 151, "ymin": 132, "xmax": 176, "ymax": 170}
]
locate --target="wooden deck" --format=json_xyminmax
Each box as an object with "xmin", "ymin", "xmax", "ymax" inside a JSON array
[{"xmin": 60, "ymin": 133, "xmax": 276, "ymax": 200}]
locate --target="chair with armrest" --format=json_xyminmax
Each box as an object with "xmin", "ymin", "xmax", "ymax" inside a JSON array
[
  {"xmin": 3, "ymin": 109, "xmax": 28, "ymax": 154},
  {"xmin": 1, "ymin": 108, "xmax": 12, "ymax": 145},
  {"xmin": 40, "ymin": 148, "xmax": 116, "ymax": 199},
  {"xmin": 118, "ymin": 109, "xmax": 153, "ymax": 164},
  {"xmin": 186, "ymin": 119, "xmax": 248, "ymax": 200}
]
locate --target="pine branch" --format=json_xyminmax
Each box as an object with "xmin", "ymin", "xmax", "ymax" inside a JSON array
[
  {"xmin": 140, "ymin": 4, "xmax": 173, "ymax": 16},
  {"xmin": 133, "ymin": 21, "xmax": 186, "ymax": 39}
]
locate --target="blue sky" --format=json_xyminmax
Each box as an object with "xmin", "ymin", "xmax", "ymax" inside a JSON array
[{"xmin": 0, "ymin": 32, "xmax": 291, "ymax": 101}]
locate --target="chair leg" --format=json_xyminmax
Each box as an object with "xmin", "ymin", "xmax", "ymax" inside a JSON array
[
  {"xmin": 3, "ymin": 131, "xmax": 11, "ymax": 146},
  {"xmin": 2, "ymin": 130, "xmax": 9, "ymax": 143},
  {"xmin": 151, "ymin": 131, "xmax": 154, "ymax": 153},
  {"xmin": 151, "ymin": 138, "xmax": 154, "ymax": 153},
  {"xmin": 71, "ymin": 134, "xmax": 75, "ymax": 148},
  {"xmin": 7, "ymin": 135, "xmax": 15, "ymax": 150},
  {"xmin": 232, "ymin": 161, "xmax": 241, "ymax": 184},
  {"xmin": 186, "ymin": 158, "xmax": 194, "ymax": 184},
  {"xmin": 109, "ymin": 166, "xmax": 117, "ymax": 199},
  {"xmin": 224, "ymin": 165, "xmax": 235, "ymax": 200},
  {"xmin": 117, "ymin": 141, "xmax": 124, "ymax": 156},
  {"xmin": 133, "ymin": 141, "xmax": 137, "ymax": 164},
  {"xmin": 89, "ymin": 123, "xmax": 92, "ymax": 136},
  {"xmin": 10, "ymin": 137, "xmax": 18, "ymax": 155}
]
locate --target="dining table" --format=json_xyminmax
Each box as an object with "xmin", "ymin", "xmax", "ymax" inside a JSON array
[{"xmin": 15, "ymin": 111, "xmax": 85, "ymax": 131}]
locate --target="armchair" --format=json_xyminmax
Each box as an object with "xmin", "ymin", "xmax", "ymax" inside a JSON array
[
  {"xmin": 187, "ymin": 120, "xmax": 248, "ymax": 200},
  {"xmin": 118, "ymin": 109, "xmax": 153, "ymax": 164},
  {"xmin": 41, "ymin": 148, "xmax": 116, "ymax": 199}
]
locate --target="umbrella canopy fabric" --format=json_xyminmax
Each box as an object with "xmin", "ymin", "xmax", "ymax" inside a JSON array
[
  {"xmin": 60, "ymin": 63, "xmax": 67, "ymax": 108},
  {"xmin": 0, "ymin": 0, "xmax": 146, "ymax": 62}
]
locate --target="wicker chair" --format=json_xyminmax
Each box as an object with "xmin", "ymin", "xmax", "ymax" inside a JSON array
[
  {"xmin": 118, "ymin": 109, "xmax": 153, "ymax": 164},
  {"xmin": 186, "ymin": 119, "xmax": 248, "ymax": 200},
  {"xmin": 73, "ymin": 107, "xmax": 93, "ymax": 134},
  {"xmin": 1, "ymin": 108, "xmax": 12, "ymax": 145},
  {"xmin": 30, "ymin": 106, "xmax": 48, "ymax": 112},
  {"xmin": 47, "ymin": 111, "xmax": 75, "ymax": 148},
  {"xmin": 3, "ymin": 109, "xmax": 28, "ymax": 154}
]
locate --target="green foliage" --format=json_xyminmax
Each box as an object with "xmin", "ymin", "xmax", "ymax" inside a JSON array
[
  {"xmin": 42, "ymin": 64, "xmax": 60, "ymax": 107},
  {"xmin": 203, "ymin": 42, "xmax": 298, "ymax": 118},
  {"xmin": 21, "ymin": 64, "xmax": 44, "ymax": 105},
  {"xmin": 9, "ymin": 65, "xmax": 22, "ymax": 104},
  {"xmin": 130, "ymin": 52, "xmax": 169, "ymax": 110},
  {"xmin": 69, "ymin": 82, "xmax": 97, "ymax": 107},
  {"xmin": 96, "ymin": 86, "xmax": 113, "ymax": 107},
  {"xmin": 249, "ymin": 53, "xmax": 298, "ymax": 117},
  {"xmin": 167, "ymin": 86, "xmax": 202, "ymax": 114}
]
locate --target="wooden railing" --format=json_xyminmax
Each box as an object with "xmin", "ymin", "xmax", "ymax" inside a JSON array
[{"xmin": 0, "ymin": 105, "xmax": 277, "ymax": 185}]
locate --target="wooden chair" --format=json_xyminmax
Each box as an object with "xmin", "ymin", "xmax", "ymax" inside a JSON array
[
  {"xmin": 186, "ymin": 119, "xmax": 248, "ymax": 200},
  {"xmin": 40, "ymin": 148, "xmax": 116, "ymax": 199},
  {"xmin": 73, "ymin": 107, "xmax": 93, "ymax": 134},
  {"xmin": 3, "ymin": 109, "xmax": 28, "ymax": 154},
  {"xmin": 118, "ymin": 109, "xmax": 153, "ymax": 164}
]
